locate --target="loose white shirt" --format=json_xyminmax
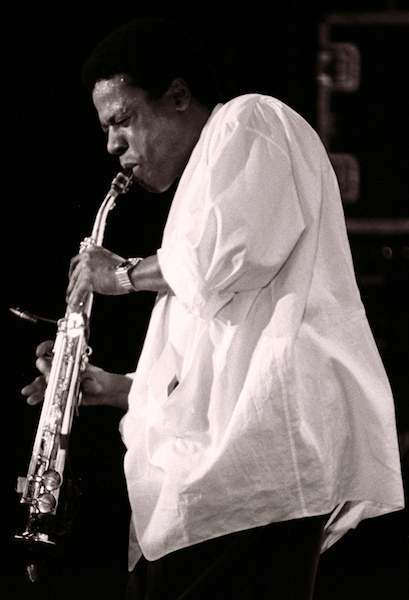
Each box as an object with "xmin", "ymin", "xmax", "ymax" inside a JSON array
[{"xmin": 120, "ymin": 94, "xmax": 404, "ymax": 568}]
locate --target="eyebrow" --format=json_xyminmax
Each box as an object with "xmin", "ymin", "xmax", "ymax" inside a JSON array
[
  {"xmin": 100, "ymin": 106, "xmax": 130, "ymax": 131},
  {"xmin": 100, "ymin": 116, "xmax": 116, "ymax": 131}
]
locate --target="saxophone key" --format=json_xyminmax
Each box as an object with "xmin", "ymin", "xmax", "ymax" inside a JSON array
[
  {"xmin": 37, "ymin": 492, "xmax": 57, "ymax": 514},
  {"xmin": 41, "ymin": 468, "xmax": 62, "ymax": 491}
]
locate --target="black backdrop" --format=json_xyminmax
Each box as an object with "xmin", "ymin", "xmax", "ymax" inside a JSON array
[{"xmin": 1, "ymin": 1, "xmax": 408, "ymax": 598}]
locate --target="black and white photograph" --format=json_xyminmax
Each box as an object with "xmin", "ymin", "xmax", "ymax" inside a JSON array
[{"xmin": 2, "ymin": 1, "xmax": 408, "ymax": 598}]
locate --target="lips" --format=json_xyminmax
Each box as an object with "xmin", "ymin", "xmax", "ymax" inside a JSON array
[
  {"xmin": 124, "ymin": 167, "xmax": 153, "ymax": 192},
  {"xmin": 121, "ymin": 163, "xmax": 137, "ymax": 175},
  {"xmin": 121, "ymin": 163, "xmax": 160, "ymax": 193},
  {"xmin": 122, "ymin": 164, "xmax": 144, "ymax": 185}
]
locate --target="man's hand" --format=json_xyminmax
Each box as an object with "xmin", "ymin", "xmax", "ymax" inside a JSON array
[
  {"xmin": 21, "ymin": 340, "xmax": 54, "ymax": 406},
  {"xmin": 21, "ymin": 340, "xmax": 132, "ymax": 411},
  {"xmin": 66, "ymin": 246, "xmax": 126, "ymax": 309}
]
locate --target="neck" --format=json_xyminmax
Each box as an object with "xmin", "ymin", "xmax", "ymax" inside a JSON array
[{"xmin": 183, "ymin": 100, "xmax": 213, "ymax": 156}]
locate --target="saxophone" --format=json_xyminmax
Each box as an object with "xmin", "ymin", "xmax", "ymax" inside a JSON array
[{"xmin": 15, "ymin": 170, "xmax": 133, "ymax": 553}]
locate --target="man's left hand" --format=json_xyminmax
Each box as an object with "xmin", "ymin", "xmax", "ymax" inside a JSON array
[{"xmin": 66, "ymin": 245, "xmax": 125, "ymax": 308}]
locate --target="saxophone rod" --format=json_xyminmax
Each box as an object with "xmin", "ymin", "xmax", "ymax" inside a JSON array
[{"xmin": 9, "ymin": 307, "xmax": 58, "ymax": 325}]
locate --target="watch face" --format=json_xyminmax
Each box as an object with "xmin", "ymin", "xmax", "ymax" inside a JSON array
[{"xmin": 116, "ymin": 260, "xmax": 130, "ymax": 271}]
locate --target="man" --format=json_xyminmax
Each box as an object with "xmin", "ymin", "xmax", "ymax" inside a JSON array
[{"xmin": 23, "ymin": 18, "xmax": 404, "ymax": 599}]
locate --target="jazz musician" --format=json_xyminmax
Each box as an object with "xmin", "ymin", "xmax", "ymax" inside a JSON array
[{"xmin": 23, "ymin": 18, "xmax": 404, "ymax": 600}]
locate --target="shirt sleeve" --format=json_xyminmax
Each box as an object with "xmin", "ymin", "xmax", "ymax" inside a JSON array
[{"xmin": 158, "ymin": 120, "xmax": 306, "ymax": 320}]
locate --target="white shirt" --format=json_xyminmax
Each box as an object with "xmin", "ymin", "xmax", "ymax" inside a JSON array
[{"xmin": 120, "ymin": 94, "xmax": 404, "ymax": 567}]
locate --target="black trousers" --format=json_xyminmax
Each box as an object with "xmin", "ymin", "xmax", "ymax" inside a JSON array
[{"xmin": 126, "ymin": 514, "xmax": 328, "ymax": 600}]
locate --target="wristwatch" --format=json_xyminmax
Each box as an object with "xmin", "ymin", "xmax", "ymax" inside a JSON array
[{"xmin": 115, "ymin": 258, "xmax": 142, "ymax": 292}]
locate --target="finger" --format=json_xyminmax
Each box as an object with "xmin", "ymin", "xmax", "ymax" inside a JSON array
[
  {"xmin": 66, "ymin": 259, "xmax": 83, "ymax": 297},
  {"xmin": 21, "ymin": 376, "xmax": 45, "ymax": 396},
  {"xmin": 67, "ymin": 284, "xmax": 84, "ymax": 311},
  {"xmin": 36, "ymin": 356, "xmax": 52, "ymax": 378},
  {"xmin": 67, "ymin": 273, "xmax": 91, "ymax": 309},
  {"xmin": 22, "ymin": 376, "xmax": 46, "ymax": 405},
  {"xmin": 26, "ymin": 391, "xmax": 46, "ymax": 406},
  {"xmin": 36, "ymin": 340, "xmax": 54, "ymax": 358},
  {"xmin": 68, "ymin": 253, "xmax": 81, "ymax": 278}
]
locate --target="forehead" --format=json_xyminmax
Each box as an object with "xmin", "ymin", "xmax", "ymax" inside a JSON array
[{"xmin": 92, "ymin": 75, "xmax": 150, "ymax": 121}]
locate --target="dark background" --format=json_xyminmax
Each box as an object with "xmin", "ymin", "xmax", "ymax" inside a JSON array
[{"xmin": 1, "ymin": 1, "xmax": 408, "ymax": 598}]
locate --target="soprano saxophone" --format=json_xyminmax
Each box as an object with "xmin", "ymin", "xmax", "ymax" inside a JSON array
[{"xmin": 15, "ymin": 169, "xmax": 133, "ymax": 549}]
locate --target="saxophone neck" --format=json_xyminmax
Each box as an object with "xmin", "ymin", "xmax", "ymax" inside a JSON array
[{"xmin": 88, "ymin": 169, "xmax": 133, "ymax": 246}]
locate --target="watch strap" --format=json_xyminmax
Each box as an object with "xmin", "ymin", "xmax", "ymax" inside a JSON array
[{"xmin": 115, "ymin": 257, "xmax": 142, "ymax": 292}]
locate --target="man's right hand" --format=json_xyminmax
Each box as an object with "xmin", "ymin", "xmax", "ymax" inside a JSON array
[
  {"xmin": 21, "ymin": 340, "xmax": 132, "ymax": 411},
  {"xmin": 21, "ymin": 340, "xmax": 54, "ymax": 406}
]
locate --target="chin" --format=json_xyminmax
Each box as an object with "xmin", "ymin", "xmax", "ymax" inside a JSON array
[{"xmin": 137, "ymin": 178, "xmax": 174, "ymax": 195}]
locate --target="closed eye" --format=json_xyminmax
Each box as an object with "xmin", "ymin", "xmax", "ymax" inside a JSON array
[
  {"xmin": 101, "ymin": 116, "xmax": 131, "ymax": 134},
  {"xmin": 117, "ymin": 117, "xmax": 131, "ymax": 127}
]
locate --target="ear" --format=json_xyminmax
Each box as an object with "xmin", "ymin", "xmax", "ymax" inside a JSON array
[{"xmin": 166, "ymin": 78, "xmax": 191, "ymax": 111}]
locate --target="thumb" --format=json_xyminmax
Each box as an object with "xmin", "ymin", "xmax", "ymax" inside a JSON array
[{"xmin": 81, "ymin": 374, "xmax": 103, "ymax": 395}]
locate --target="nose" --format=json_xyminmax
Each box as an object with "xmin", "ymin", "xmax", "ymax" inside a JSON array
[{"xmin": 107, "ymin": 127, "xmax": 127, "ymax": 156}]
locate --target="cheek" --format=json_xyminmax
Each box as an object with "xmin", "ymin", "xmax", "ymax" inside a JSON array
[
  {"xmin": 127, "ymin": 131, "xmax": 144, "ymax": 155},
  {"xmin": 129, "ymin": 131, "xmax": 162, "ymax": 163},
  {"xmin": 145, "ymin": 139, "xmax": 170, "ymax": 172}
]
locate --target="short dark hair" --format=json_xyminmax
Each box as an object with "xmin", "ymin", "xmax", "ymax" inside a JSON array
[{"xmin": 81, "ymin": 18, "xmax": 222, "ymax": 109}]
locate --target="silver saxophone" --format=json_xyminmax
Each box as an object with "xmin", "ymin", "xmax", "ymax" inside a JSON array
[{"xmin": 15, "ymin": 170, "xmax": 133, "ymax": 553}]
